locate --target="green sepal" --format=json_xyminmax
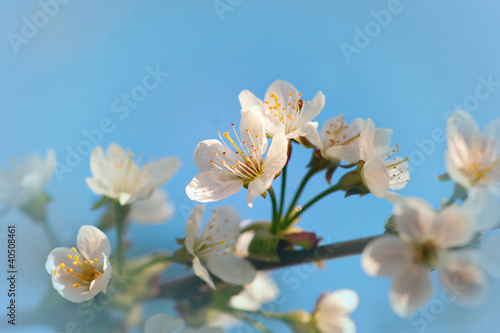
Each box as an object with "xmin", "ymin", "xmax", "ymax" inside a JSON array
[
  {"xmin": 248, "ymin": 229, "xmax": 281, "ymax": 262},
  {"xmin": 19, "ymin": 192, "xmax": 51, "ymax": 222},
  {"xmin": 384, "ymin": 215, "xmax": 398, "ymax": 235},
  {"xmin": 92, "ymin": 195, "xmax": 111, "ymax": 210},
  {"xmin": 436, "ymin": 173, "xmax": 451, "ymax": 181}
]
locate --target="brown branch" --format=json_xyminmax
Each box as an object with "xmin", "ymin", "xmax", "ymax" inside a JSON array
[{"xmin": 157, "ymin": 234, "xmax": 382, "ymax": 300}]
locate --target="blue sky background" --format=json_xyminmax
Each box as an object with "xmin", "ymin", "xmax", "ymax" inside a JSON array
[{"xmin": 1, "ymin": 0, "xmax": 500, "ymax": 332}]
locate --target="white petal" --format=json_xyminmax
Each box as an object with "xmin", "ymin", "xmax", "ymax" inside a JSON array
[
  {"xmin": 145, "ymin": 313, "xmax": 184, "ymax": 333},
  {"xmin": 88, "ymin": 256, "xmax": 112, "ymax": 296},
  {"xmin": 299, "ymin": 91, "xmax": 325, "ymax": 124},
  {"xmin": 447, "ymin": 110, "xmax": 480, "ymax": 150},
  {"xmin": 362, "ymin": 157, "xmax": 389, "ymax": 197},
  {"xmin": 206, "ymin": 253, "xmax": 257, "ymax": 286},
  {"xmin": 128, "ymin": 189, "xmax": 174, "ymax": 224},
  {"xmin": 247, "ymin": 175, "xmax": 273, "ymax": 208},
  {"xmin": 389, "ymin": 263, "xmax": 433, "ymax": 317},
  {"xmin": 90, "ymin": 146, "xmax": 107, "ymax": 180},
  {"xmin": 247, "ymin": 105, "xmax": 284, "ymax": 137},
  {"xmin": 361, "ymin": 237, "xmax": 411, "ymax": 277},
  {"xmin": 462, "ymin": 190, "xmax": 500, "ymax": 231},
  {"xmin": 295, "ymin": 121, "xmax": 322, "ymax": 148},
  {"xmin": 119, "ymin": 192, "xmax": 133, "ymax": 205},
  {"xmin": 185, "ymin": 205, "xmax": 205, "ymax": 255},
  {"xmin": 359, "ymin": 119, "xmax": 376, "ymax": 160},
  {"xmin": 86, "ymin": 177, "xmax": 110, "ymax": 197},
  {"xmin": 193, "ymin": 139, "xmax": 228, "ymax": 171},
  {"xmin": 186, "ymin": 170, "xmax": 243, "ymax": 203},
  {"xmin": 262, "ymin": 132, "xmax": 288, "ymax": 174},
  {"xmin": 265, "ymin": 80, "xmax": 299, "ymax": 105},
  {"xmin": 201, "ymin": 206, "xmax": 241, "ymax": 248},
  {"xmin": 234, "ymin": 230, "xmax": 255, "ymax": 258},
  {"xmin": 480, "ymin": 234, "xmax": 500, "ymax": 279},
  {"xmin": 77, "ymin": 225, "xmax": 111, "ymax": 259},
  {"xmin": 319, "ymin": 289, "xmax": 359, "ymax": 314},
  {"xmin": 230, "ymin": 272, "xmax": 279, "ymax": 311},
  {"xmin": 240, "ymin": 109, "xmax": 268, "ymax": 154},
  {"xmin": 433, "ymin": 206, "xmax": 474, "ymax": 247},
  {"xmin": 438, "ymin": 249, "xmax": 488, "ymax": 306},
  {"xmin": 45, "ymin": 247, "xmax": 75, "ymax": 274},
  {"xmin": 373, "ymin": 128, "xmax": 393, "ymax": 155},
  {"xmin": 239, "ymin": 89, "xmax": 265, "ymax": 110},
  {"xmin": 144, "ymin": 156, "xmax": 181, "ymax": 188},
  {"xmin": 193, "ymin": 256, "xmax": 215, "ymax": 289},
  {"xmin": 394, "ymin": 199, "xmax": 437, "ymax": 243}
]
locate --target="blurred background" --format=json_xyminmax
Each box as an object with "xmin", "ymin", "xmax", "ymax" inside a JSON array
[{"xmin": 1, "ymin": 0, "xmax": 500, "ymax": 332}]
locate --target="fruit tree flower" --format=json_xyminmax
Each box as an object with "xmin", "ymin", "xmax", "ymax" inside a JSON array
[
  {"xmin": 128, "ymin": 189, "xmax": 174, "ymax": 224},
  {"xmin": 320, "ymin": 114, "xmax": 366, "ymax": 163},
  {"xmin": 359, "ymin": 119, "xmax": 410, "ymax": 198},
  {"xmin": 86, "ymin": 142, "xmax": 181, "ymax": 206},
  {"xmin": 239, "ymin": 80, "xmax": 325, "ymax": 148},
  {"xmin": 284, "ymin": 289, "xmax": 358, "ymax": 333},
  {"xmin": 446, "ymin": 110, "xmax": 500, "ymax": 231},
  {"xmin": 361, "ymin": 199, "xmax": 487, "ymax": 317},
  {"xmin": 0, "ymin": 149, "xmax": 56, "ymax": 208},
  {"xmin": 186, "ymin": 110, "xmax": 287, "ymax": 207},
  {"xmin": 184, "ymin": 205, "xmax": 257, "ymax": 289},
  {"xmin": 45, "ymin": 225, "xmax": 112, "ymax": 303},
  {"xmin": 314, "ymin": 289, "xmax": 359, "ymax": 333}
]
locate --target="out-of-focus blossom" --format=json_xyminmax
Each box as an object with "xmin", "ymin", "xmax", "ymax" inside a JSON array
[
  {"xmin": 320, "ymin": 114, "xmax": 366, "ymax": 163},
  {"xmin": 362, "ymin": 199, "xmax": 486, "ymax": 317},
  {"xmin": 86, "ymin": 142, "xmax": 181, "ymax": 205},
  {"xmin": 446, "ymin": 110, "xmax": 500, "ymax": 231},
  {"xmin": 128, "ymin": 189, "xmax": 174, "ymax": 224}
]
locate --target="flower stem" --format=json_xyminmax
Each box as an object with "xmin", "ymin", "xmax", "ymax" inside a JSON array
[
  {"xmin": 282, "ymin": 182, "xmax": 342, "ymax": 230},
  {"xmin": 268, "ymin": 187, "xmax": 279, "ymax": 233},
  {"xmin": 443, "ymin": 190, "xmax": 460, "ymax": 207},
  {"xmin": 278, "ymin": 164, "xmax": 288, "ymax": 224},
  {"xmin": 114, "ymin": 201, "xmax": 130, "ymax": 275},
  {"xmin": 283, "ymin": 168, "xmax": 317, "ymax": 223}
]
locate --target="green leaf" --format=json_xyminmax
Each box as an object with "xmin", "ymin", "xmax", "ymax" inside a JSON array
[
  {"xmin": 92, "ymin": 195, "xmax": 110, "ymax": 210},
  {"xmin": 19, "ymin": 192, "xmax": 51, "ymax": 222},
  {"xmin": 248, "ymin": 229, "xmax": 281, "ymax": 262}
]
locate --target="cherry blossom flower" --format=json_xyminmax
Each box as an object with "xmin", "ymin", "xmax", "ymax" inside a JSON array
[
  {"xmin": 0, "ymin": 149, "xmax": 56, "ymax": 207},
  {"xmin": 145, "ymin": 313, "xmax": 223, "ymax": 333},
  {"xmin": 128, "ymin": 189, "xmax": 174, "ymax": 224},
  {"xmin": 320, "ymin": 114, "xmax": 366, "ymax": 163},
  {"xmin": 314, "ymin": 289, "xmax": 359, "ymax": 333},
  {"xmin": 239, "ymin": 80, "xmax": 325, "ymax": 147},
  {"xmin": 86, "ymin": 142, "xmax": 181, "ymax": 206},
  {"xmin": 446, "ymin": 110, "xmax": 500, "ymax": 231},
  {"xmin": 359, "ymin": 119, "xmax": 410, "ymax": 198},
  {"xmin": 186, "ymin": 110, "xmax": 288, "ymax": 207},
  {"xmin": 361, "ymin": 199, "xmax": 486, "ymax": 317},
  {"xmin": 45, "ymin": 225, "xmax": 112, "ymax": 303},
  {"xmin": 184, "ymin": 205, "xmax": 256, "ymax": 289}
]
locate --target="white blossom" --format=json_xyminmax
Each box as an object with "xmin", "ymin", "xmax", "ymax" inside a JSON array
[
  {"xmin": 446, "ymin": 110, "xmax": 500, "ymax": 230},
  {"xmin": 359, "ymin": 119, "xmax": 410, "ymax": 198},
  {"xmin": 86, "ymin": 142, "xmax": 181, "ymax": 205},
  {"xmin": 314, "ymin": 289, "xmax": 359, "ymax": 333},
  {"xmin": 45, "ymin": 225, "xmax": 112, "ymax": 303},
  {"xmin": 320, "ymin": 114, "xmax": 366, "ymax": 163},
  {"xmin": 362, "ymin": 199, "xmax": 486, "ymax": 317},
  {"xmin": 0, "ymin": 149, "xmax": 56, "ymax": 207},
  {"xmin": 184, "ymin": 205, "xmax": 256, "ymax": 289},
  {"xmin": 239, "ymin": 80, "xmax": 325, "ymax": 147},
  {"xmin": 186, "ymin": 110, "xmax": 288, "ymax": 207}
]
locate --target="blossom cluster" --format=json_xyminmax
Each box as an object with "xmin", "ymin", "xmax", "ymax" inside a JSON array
[{"xmin": 2, "ymin": 79, "xmax": 499, "ymax": 333}]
